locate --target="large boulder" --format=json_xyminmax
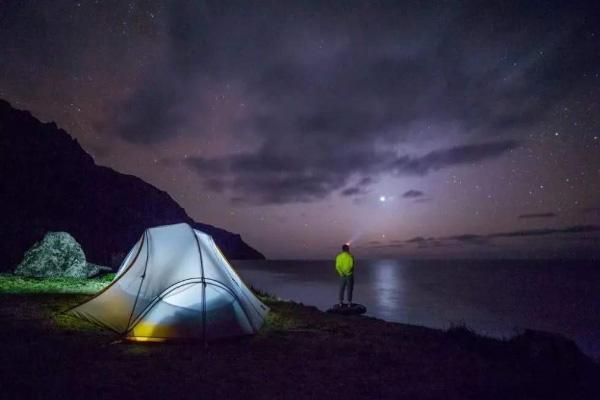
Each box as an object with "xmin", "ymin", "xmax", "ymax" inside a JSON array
[{"xmin": 14, "ymin": 232, "xmax": 101, "ymax": 278}]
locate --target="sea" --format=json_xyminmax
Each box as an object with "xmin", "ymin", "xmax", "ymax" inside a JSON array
[{"xmin": 232, "ymin": 259, "xmax": 600, "ymax": 359}]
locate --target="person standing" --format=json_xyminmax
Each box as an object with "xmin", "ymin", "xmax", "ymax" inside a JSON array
[{"xmin": 335, "ymin": 243, "xmax": 355, "ymax": 306}]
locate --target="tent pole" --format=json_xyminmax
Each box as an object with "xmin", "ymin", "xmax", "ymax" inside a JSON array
[
  {"xmin": 202, "ymin": 279, "xmax": 207, "ymax": 347},
  {"xmin": 125, "ymin": 230, "xmax": 150, "ymax": 335},
  {"xmin": 191, "ymin": 226, "xmax": 207, "ymax": 346}
]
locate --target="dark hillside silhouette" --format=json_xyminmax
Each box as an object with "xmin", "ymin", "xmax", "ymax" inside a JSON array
[{"xmin": 0, "ymin": 99, "xmax": 264, "ymax": 271}]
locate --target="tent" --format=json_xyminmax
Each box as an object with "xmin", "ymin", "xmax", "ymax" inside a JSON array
[{"xmin": 69, "ymin": 223, "xmax": 268, "ymax": 342}]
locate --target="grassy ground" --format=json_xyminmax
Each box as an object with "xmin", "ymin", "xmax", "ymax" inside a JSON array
[
  {"xmin": 0, "ymin": 273, "xmax": 115, "ymax": 294},
  {"xmin": 1, "ymin": 276, "xmax": 599, "ymax": 399}
]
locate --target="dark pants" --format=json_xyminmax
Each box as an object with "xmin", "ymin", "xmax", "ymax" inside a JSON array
[{"xmin": 339, "ymin": 275, "xmax": 354, "ymax": 303}]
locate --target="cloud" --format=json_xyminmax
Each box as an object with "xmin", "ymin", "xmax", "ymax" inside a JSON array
[
  {"xmin": 112, "ymin": 1, "xmax": 596, "ymax": 141},
  {"xmin": 357, "ymin": 177, "xmax": 375, "ymax": 186},
  {"xmin": 188, "ymin": 140, "xmax": 516, "ymax": 204},
  {"xmin": 402, "ymin": 190, "xmax": 424, "ymax": 198},
  {"xmin": 487, "ymin": 225, "xmax": 600, "ymax": 238},
  {"xmin": 392, "ymin": 141, "xmax": 518, "ymax": 176},
  {"xmin": 446, "ymin": 234, "xmax": 490, "ymax": 245},
  {"xmin": 404, "ymin": 225, "xmax": 600, "ymax": 248},
  {"xmin": 406, "ymin": 236, "xmax": 429, "ymax": 243},
  {"xmin": 405, "ymin": 236, "xmax": 448, "ymax": 249},
  {"xmin": 341, "ymin": 187, "xmax": 366, "ymax": 197},
  {"xmin": 402, "ymin": 236, "xmax": 447, "ymax": 248},
  {"xmin": 4, "ymin": 1, "xmax": 598, "ymax": 150},
  {"xmin": 79, "ymin": 1, "xmax": 597, "ymax": 203},
  {"xmin": 518, "ymin": 212, "xmax": 557, "ymax": 219}
]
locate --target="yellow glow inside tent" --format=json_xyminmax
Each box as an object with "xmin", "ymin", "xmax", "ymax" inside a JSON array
[
  {"xmin": 130, "ymin": 321, "xmax": 173, "ymax": 339},
  {"xmin": 126, "ymin": 336, "xmax": 166, "ymax": 343}
]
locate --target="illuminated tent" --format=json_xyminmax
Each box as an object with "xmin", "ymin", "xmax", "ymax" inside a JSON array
[{"xmin": 69, "ymin": 223, "xmax": 268, "ymax": 342}]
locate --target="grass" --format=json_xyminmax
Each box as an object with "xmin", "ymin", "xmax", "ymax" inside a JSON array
[
  {"xmin": 0, "ymin": 272, "xmax": 297, "ymax": 333},
  {"xmin": 0, "ymin": 272, "xmax": 115, "ymax": 294},
  {"xmin": 250, "ymin": 285, "xmax": 280, "ymax": 302},
  {"xmin": 0, "ymin": 273, "xmax": 297, "ymax": 333}
]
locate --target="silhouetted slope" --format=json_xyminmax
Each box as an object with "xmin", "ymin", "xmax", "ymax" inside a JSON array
[{"xmin": 0, "ymin": 99, "xmax": 264, "ymax": 271}]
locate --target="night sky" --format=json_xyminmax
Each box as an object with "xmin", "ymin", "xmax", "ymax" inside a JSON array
[{"xmin": 1, "ymin": 1, "xmax": 599, "ymax": 259}]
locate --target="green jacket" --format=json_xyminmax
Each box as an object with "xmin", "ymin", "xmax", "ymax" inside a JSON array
[{"xmin": 335, "ymin": 251, "xmax": 354, "ymax": 277}]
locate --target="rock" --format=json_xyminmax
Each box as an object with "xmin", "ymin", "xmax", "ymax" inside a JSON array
[
  {"xmin": 326, "ymin": 303, "xmax": 367, "ymax": 315},
  {"xmin": 14, "ymin": 232, "xmax": 96, "ymax": 278},
  {"xmin": 85, "ymin": 262, "xmax": 113, "ymax": 278}
]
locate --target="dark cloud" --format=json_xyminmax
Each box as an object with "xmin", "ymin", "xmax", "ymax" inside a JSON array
[
  {"xmin": 404, "ymin": 236, "xmax": 447, "ymax": 249},
  {"xmin": 391, "ymin": 141, "xmax": 518, "ymax": 176},
  {"xmin": 487, "ymin": 225, "xmax": 600, "ymax": 239},
  {"xmin": 403, "ymin": 236, "xmax": 446, "ymax": 248},
  {"xmin": 94, "ymin": 0, "xmax": 597, "ymax": 203},
  {"xmin": 341, "ymin": 187, "xmax": 366, "ymax": 197},
  {"xmin": 188, "ymin": 140, "xmax": 516, "ymax": 204},
  {"xmin": 445, "ymin": 234, "xmax": 490, "ymax": 246},
  {"xmin": 402, "ymin": 190, "xmax": 424, "ymax": 198},
  {"xmin": 406, "ymin": 236, "xmax": 429, "ymax": 243},
  {"xmin": 406, "ymin": 225, "xmax": 600, "ymax": 248},
  {"xmin": 187, "ymin": 152, "xmax": 353, "ymax": 204},
  {"xmin": 357, "ymin": 177, "xmax": 375, "ymax": 186},
  {"xmin": 338, "ymin": 177, "xmax": 376, "ymax": 197},
  {"xmin": 518, "ymin": 212, "xmax": 557, "ymax": 219}
]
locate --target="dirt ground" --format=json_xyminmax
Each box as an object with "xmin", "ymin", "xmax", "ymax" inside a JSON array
[{"xmin": 1, "ymin": 293, "xmax": 598, "ymax": 400}]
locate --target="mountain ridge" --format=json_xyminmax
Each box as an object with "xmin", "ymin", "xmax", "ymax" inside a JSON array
[{"xmin": 0, "ymin": 98, "xmax": 264, "ymax": 271}]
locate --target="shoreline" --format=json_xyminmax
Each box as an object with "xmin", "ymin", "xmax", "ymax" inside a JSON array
[
  {"xmin": 233, "ymin": 258, "xmax": 600, "ymax": 361},
  {"xmin": 1, "ymin": 288, "xmax": 599, "ymax": 399}
]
